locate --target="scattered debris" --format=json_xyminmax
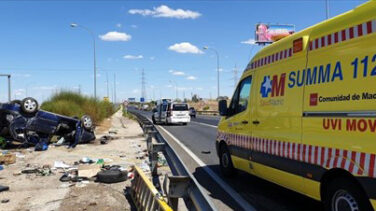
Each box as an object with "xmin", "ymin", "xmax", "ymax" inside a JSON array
[
  {"xmin": 96, "ymin": 166, "xmax": 128, "ymax": 184},
  {"xmin": 1, "ymin": 199, "xmax": 9, "ymax": 203},
  {"xmin": 201, "ymin": 150, "xmax": 211, "ymax": 154},
  {"xmin": 0, "ymin": 185, "xmax": 9, "ymax": 192},
  {"xmin": 0, "ymin": 154, "xmax": 16, "ymax": 165},
  {"xmin": 78, "ymin": 165, "xmax": 101, "ymax": 178},
  {"xmin": 15, "ymin": 152, "xmax": 25, "ymax": 158},
  {"xmin": 108, "ymin": 129, "xmax": 118, "ymax": 134},
  {"xmin": 55, "ymin": 137, "xmax": 65, "ymax": 146},
  {"xmin": 21, "ymin": 165, "xmax": 53, "ymax": 176},
  {"xmin": 54, "ymin": 160, "xmax": 71, "ymax": 169},
  {"xmin": 34, "ymin": 140, "xmax": 48, "ymax": 151},
  {"xmin": 80, "ymin": 157, "xmax": 94, "ymax": 164}
]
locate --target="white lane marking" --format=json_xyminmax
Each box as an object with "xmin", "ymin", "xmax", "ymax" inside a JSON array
[
  {"xmin": 157, "ymin": 125, "xmax": 256, "ymax": 211},
  {"xmin": 191, "ymin": 121, "xmax": 218, "ymax": 128}
]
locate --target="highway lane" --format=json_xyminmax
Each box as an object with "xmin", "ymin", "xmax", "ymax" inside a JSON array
[
  {"xmin": 132, "ymin": 109, "xmax": 322, "ymax": 211},
  {"xmin": 191, "ymin": 115, "xmax": 220, "ymax": 127}
]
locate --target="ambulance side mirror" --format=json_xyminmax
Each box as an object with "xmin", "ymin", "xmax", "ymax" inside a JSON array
[{"xmin": 218, "ymin": 100, "xmax": 228, "ymax": 116}]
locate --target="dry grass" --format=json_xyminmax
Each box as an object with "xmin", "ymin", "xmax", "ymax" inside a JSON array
[{"xmin": 41, "ymin": 91, "xmax": 115, "ymax": 124}]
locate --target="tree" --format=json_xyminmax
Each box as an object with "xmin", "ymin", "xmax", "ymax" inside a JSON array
[{"xmin": 191, "ymin": 94, "xmax": 199, "ymax": 103}]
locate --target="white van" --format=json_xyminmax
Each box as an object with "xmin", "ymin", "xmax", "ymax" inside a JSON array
[{"xmin": 166, "ymin": 102, "xmax": 190, "ymax": 125}]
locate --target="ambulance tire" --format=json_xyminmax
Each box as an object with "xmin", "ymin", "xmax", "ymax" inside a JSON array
[
  {"xmin": 324, "ymin": 177, "xmax": 372, "ymax": 211},
  {"xmin": 219, "ymin": 144, "xmax": 236, "ymax": 177}
]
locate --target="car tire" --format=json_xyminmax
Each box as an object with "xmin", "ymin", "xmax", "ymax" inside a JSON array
[
  {"xmin": 21, "ymin": 97, "xmax": 38, "ymax": 114},
  {"xmin": 219, "ymin": 144, "xmax": 236, "ymax": 177},
  {"xmin": 323, "ymin": 177, "xmax": 372, "ymax": 211},
  {"xmin": 81, "ymin": 115, "xmax": 93, "ymax": 130},
  {"xmin": 182, "ymin": 123, "xmax": 187, "ymax": 126},
  {"xmin": 96, "ymin": 169, "xmax": 127, "ymax": 184}
]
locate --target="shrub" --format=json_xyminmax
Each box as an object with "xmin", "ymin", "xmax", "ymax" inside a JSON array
[
  {"xmin": 203, "ymin": 106, "xmax": 210, "ymax": 111},
  {"xmin": 41, "ymin": 91, "xmax": 115, "ymax": 124}
]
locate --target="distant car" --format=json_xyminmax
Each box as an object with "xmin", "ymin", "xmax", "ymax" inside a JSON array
[
  {"xmin": 0, "ymin": 97, "xmax": 95, "ymax": 147},
  {"xmin": 189, "ymin": 107, "xmax": 196, "ymax": 118}
]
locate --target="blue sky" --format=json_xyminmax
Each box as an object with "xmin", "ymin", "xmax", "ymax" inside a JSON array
[{"xmin": 0, "ymin": 0, "xmax": 367, "ymax": 102}]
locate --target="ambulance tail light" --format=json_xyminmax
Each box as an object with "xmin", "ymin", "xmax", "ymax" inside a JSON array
[{"xmin": 293, "ymin": 38, "xmax": 303, "ymax": 53}]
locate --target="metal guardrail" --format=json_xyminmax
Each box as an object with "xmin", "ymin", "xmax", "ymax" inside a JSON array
[
  {"xmin": 196, "ymin": 110, "xmax": 219, "ymax": 116},
  {"xmin": 129, "ymin": 110, "xmax": 217, "ymax": 211},
  {"xmin": 131, "ymin": 166, "xmax": 173, "ymax": 211}
]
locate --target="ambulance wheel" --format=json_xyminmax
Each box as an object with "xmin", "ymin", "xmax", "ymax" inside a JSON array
[
  {"xmin": 324, "ymin": 177, "xmax": 372, "ymax": 211},
  {"xmin": 219, "ymin": 144, "xmax": 236, "ymax": 177}
]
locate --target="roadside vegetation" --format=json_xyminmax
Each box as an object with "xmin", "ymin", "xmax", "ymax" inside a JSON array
[{"xmin": 41, "ymin": 91, "xmax": 115, "ymax": 123}]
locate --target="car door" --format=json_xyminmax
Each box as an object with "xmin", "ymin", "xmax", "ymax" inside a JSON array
[{"xmin": 222, "ymin": 75, "xmax": 254, "ymax": 171}]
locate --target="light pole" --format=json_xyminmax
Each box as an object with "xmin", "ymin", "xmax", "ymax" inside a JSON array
[
  {"xmin": 203, "ymin": 46, "xmax": 220, "ymax": 99},
  {"xmin": 70, "ymin": 23, "xmax": 97, "ymax": 99},
  {"xmin": 169, "ymin": 80, "xmax": 178, "ymax": 100},
  {"xmin": 0, "ymin": 74, "xmax": 11, "ymax": 102},
  {"xmin": 326, "ymin": 0, "xmax": 330, "ymax": 19}
]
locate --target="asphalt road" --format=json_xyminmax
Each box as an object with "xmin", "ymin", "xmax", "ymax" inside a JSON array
[{"xmin": 132, "ymin": 109, "xmax": 322, "ymax": 211}]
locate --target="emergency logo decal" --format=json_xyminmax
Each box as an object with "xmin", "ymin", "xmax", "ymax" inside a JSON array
[
  {"xmin": 259, "ymin": 73, "xmax": 286, "ymax": 106},
  {"xmin": 260, "ymin": 76, "xmax": 272, "ymax": 98}
]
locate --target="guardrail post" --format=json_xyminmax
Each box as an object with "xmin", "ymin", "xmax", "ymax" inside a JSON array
[
  {"xmin": 143, "ymin": 124, "xmax": 153, "ymax": 135},
  {"xmin": 167, "ymin": 176, "xmax": 190, "ymax": 211},
  {"xmin": 146, "ymin": 131, "xmax": 157, "ymax": 153},
  {"xmin": 151, "ymin": 143, "xmax": 165, "ymax": 176}
]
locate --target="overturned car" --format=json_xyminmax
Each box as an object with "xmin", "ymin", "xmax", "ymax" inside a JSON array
[{"xmin": 0, "ymin": 97, "xmax": 95, "ymax": 148}]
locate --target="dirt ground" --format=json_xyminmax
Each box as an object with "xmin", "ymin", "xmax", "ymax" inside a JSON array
[{"xmin": 0, "ymin": 109, "xmax": 155, "ymax": 211}]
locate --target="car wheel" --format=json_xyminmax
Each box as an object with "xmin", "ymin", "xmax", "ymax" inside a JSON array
[
  {"xmin": 96, "ymin": 169, "xmax": 127, "ymax": 184},
  {"xmin": 219, "ymin": 144, "xmax": 236, "ymax": 177},
  {"xmin": 81, "ymin": 115, "xmax": 93, "ymax": 130},
  {"xmin": 182, "ymin": 123, "xmax": 187, "ymax": 126},
  {"xmin": 21, "ymin": 97, "xmax": 38, "ymax": 114},
  {"xmin": 324, "ymin": 177, "xmax": 372, "ymax": 211}
]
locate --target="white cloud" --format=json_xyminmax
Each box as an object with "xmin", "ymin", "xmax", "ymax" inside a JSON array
[
  {"xmin": 168, "ymin": 42, "xmax": 203, "ymax": 54},
  {"xmin": 123, "ymin": 55, "xmax": 143, "ymax": 60},
  {"xmin": 116, "ymin": 23, "xmax": 122, "ymax": 28},
  {"xmin": 150, "ymin": 56, "xmax": 155, "ymax": 60},
  {"xmin": 169, "ymin": 69, "xmax": 185, "ymax": 76},
  {"xmin": 241, "ymin": 38, "xmax": 256, "ymax": 45},
  {"xmin": 130, "ymin": 24, "xmax": 138, "ymax": 28},
  {"xmin": 129, "ymin": 5, "xmax": 201, "ymax": 19},
  {"xmin": 186, "ymin": 76, "xmax": 197, "ymax": 80},
  {"xmin": 166, "ymin": 84, "xmax": 173, "ymax": 88},
  {"xmin": 99, "ymin": 31, "xmax": 131, "ymax": 42}
]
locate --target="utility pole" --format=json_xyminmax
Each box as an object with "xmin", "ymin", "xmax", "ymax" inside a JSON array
[
  {"xmin": 114, "ymin": 73, "xmax": 117, "ymax": 104},
  {"xmin": 106, "ymin": 71, "xmax": 109, "ymax": 98},
  {"xmin": 0, "ymin": 74, "xmax": 11, "ymax": 102},
  {"xmin": 326, "ymin": 0, "xmax": 330, "ymax": 19},
  {"xmin": 233, "ymin": 64, "xmax": 238, "ymax": 88},
  {"xmin": 141, "ymin": 69, "xmax": 146, "ymax": 102}
]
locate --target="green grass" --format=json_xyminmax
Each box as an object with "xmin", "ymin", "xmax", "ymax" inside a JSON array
[{"xmin": 41, "ymin": 91, "xmax": 115, "ymax": 124}]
